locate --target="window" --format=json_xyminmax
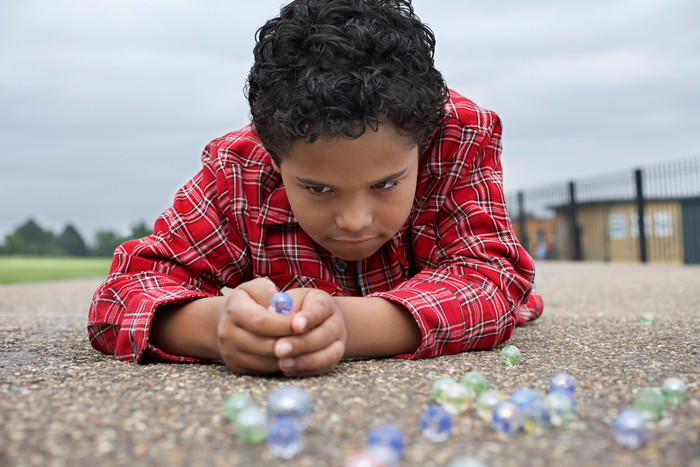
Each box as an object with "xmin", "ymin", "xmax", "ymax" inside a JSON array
[{"xmin": 609, "ymin": 214, "xmax": 627, "ymax": 239}]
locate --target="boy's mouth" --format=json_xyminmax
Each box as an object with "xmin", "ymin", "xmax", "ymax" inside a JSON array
[{"xmin": 334, "ymin": 237, "xmax": 375, "ymax": 245}]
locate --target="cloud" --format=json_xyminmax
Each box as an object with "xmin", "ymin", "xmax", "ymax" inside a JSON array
[{"xmin": 0, "ymin": 0, "xmax": 698, "ymax": 239}]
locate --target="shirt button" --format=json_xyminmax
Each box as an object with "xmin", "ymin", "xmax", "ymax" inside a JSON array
[{"xmin": 334, "ymin": 260, "xmax": 348, "ymax": 272}]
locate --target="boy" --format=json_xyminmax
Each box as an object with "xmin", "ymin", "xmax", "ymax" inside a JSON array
[{"xmin": 88, "ymin": 0, "xmax": 543, "ymax": 377}]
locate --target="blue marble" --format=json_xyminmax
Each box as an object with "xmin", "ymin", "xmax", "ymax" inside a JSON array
[
  {"xmin": 266, "ymin": 417, "xmax": 303, "ymax": 459},
  {"xmin": 549, "ymin": 373, "xmax": 576, "ymax": 395},
  {"xmin": 269, "ymin": 291, "xmax": 293, "ymax": 315},
  {"xmin": 267, "ymin": 385, "xmax": 313, "ymax": 428},
  {"xmin": 522, "ymin": 400, "xmax": 551, "ymax": 435},
  {"xmin": 510, "ymin": 388, "xmax": 542, "ymax": 410},
  {"xmin": 420, "ymin": 405, "xmax": 453, "ymax": 442},
  {"xmin": 366, "ymin": 424, "xmax": 406, "ymax": 461},
  {"xmin": 612, "ymin": 408, "xmax": 649, "ymax": 449},
  {"xmin": 491, "ymin": 401, "xmax": 524, "ymax": 434}
]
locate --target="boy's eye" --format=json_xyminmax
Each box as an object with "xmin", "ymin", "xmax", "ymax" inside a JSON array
[
  {"xmin": 373, "ymin": 180, "xmax": 399, "ymax": 190},
  {"xmin": 305, "ymin": 185, "xmax": 331, "ymax": 194}
]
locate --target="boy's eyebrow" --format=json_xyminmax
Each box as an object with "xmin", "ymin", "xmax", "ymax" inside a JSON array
[{"xmin": 294, "ymin": 168, "xmax": 408, "ymax": 187}]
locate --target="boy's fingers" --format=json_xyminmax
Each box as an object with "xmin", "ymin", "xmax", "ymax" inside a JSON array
[
  {"xmin": 224, "ymin": 350, "xmax": 281, "ymax": 375},
  {"xmin": 291, "ymin": 291, "xmax": 335, "ymax": 334},
  {"xmin": 219, "ymin": 324, "xmax": 277, "ymax": 356},
  {"xmin": 278, "ymin": 340, "xmax": 345, "ymax": 377},
  {"xmin": 224, "ymin": 289, "xmax": 292, "ymax": 337},
  {"xmin": 234, "ymin": 277, "xmax": 279, "ymax": 310},
  {"xmin": 274, "ymin": 321, "xmax": 339, "ymax": 358}
]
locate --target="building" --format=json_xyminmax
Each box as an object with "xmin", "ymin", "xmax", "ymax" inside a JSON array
[{"xmin": 547, "ymin": 197, "xmax": 700, "ymax": 264}]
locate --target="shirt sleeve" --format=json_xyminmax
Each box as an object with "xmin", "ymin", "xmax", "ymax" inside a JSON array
[
  {"xmin": 371, "ymin": 114, "xmax": 537, "ymax": 359},
  {"xmin": 87, "ymin": 143, "xmax": 251, "ymax": 363}
]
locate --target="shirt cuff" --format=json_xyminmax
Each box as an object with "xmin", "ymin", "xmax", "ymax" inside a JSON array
[
  {"xmin": 370, "ymin": 278, "xmax": 514, "ymax": 360},
  {"xmin": 118, "ymin": 288, "xmax": 216, "ymax": 364}
]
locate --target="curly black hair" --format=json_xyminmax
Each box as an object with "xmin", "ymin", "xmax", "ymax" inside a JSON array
[{"xmin": 246, "ymin": 0, "xmax": 449, "ymax": 162}]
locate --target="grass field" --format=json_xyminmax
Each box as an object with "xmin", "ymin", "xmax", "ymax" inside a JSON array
[{"xmin": 0, "ymin": 256, "xmax": 112, "ymax": 284}]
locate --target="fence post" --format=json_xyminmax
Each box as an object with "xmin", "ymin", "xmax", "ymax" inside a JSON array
[
  {"xmin": 568, "ymin": 181, "xmax": 582, "ymax": 260},
  {"xmin": 634, "ymin": 168, "xmax": 647, "ymax": 263},
  {"xmin": 517, "ymin": 191, "xmax": 529, "ymax": 252}
]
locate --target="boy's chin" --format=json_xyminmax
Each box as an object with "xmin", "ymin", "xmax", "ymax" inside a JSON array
[{"xmin": 326, "ymin": 245, "xmax": 381, "ymax": 262}]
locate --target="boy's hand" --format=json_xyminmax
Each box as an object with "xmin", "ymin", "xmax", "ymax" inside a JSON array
[
  {"xmin": 216, "ymin": 278, "xmax": 293, "ymax": 375},
  {"xmin": 272, "ymin": 288, "xmax": 347, "ymax": 377}
]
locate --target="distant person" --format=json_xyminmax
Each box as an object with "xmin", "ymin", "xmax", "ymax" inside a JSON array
[{"xmin": 88, "ymin": 0, "xmax": 543, "ymax": 377}]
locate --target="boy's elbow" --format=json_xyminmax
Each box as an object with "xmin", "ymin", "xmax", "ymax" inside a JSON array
[{"xmin": 87, "ymin": 323, "xmax": 120, "ymax": 358}]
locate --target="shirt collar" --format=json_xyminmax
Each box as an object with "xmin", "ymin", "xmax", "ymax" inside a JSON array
[{"xmin": 257, "ymin": 183, "xmax": 297, "ymax": 226}]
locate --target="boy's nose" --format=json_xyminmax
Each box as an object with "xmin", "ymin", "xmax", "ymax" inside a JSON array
[{"xmin": 335, "ymin": 205, "xmax": 372, "ymax": 232}]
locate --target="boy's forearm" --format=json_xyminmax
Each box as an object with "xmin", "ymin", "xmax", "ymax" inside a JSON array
[
  {"xmin": 149, "ymin": 294, "xmax": 421, "ymax": 362},
  {"xmin": 334, "ymin": 296, "xmax": 421, "ymax": 358},
  {"xmin": 150, "ymin": 297, "xmax": 226, "ymax": 360}
]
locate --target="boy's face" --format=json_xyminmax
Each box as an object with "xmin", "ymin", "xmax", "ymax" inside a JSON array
[{"xmin": 272, "ymin": 123, "xmax": 419, "ymax": 261}]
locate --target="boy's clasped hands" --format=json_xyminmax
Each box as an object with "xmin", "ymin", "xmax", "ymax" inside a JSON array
[{"xmin": 218, "ymin": 278, "xmax": 348, "ymax": 377}]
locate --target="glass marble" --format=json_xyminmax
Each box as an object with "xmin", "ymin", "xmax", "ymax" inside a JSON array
[
  {"xmin": 266, "ymin": 417, "xmax": 303, "ymax": 459},
  {"xmin": 542, "ymin": 391, "xmax": 574, "ymax": 426},
  {"xmin": 522, "ymin": 400, "xmax": 551, "ymax": 435},
  {"xmin": 510, "ymin": 388, "xmax": 541, "ymax": 410},
  {"xmin": 234, "ymin": 406, "xmax": 268, "ymax": 444},
  {"xmin": 550, "ymin": 373, "xmax": 576, "ymax": 395},
  {"xmin": 432, "ymin": 377, "xmax": 457, "ymax": 403},
  {"xmin": 661, "ymin": 377, "xmax": 688, "ymax": 405},
  {"xmin": 267, "ymin": 385, "xmax": 313, "ymax": 428},
  {"xmin": 476, "ymin": 389, "xmax": 507, "ymax": 423},
  {"xmin": 440, "ymin": 382, "xmax": 471, "ymax": 415},
  {"xmin": 491, "ymin": 401, "xmax": 524, "ymax": 434},
  {"xmin": 269, "ymin": 291, "xmax": 293, "ymax": 315},
  {"xmin": 612, "ymin": 408, "xmax": 649, "ymax": 449},
  {"xmin": 500, "ymin": 345, "xmax": 522, "ymax": 366},
  {"xmin": 640, "ymin": 311, "xmax": 655, "ymax": 325},
  {"xmin": 225, "ymin": 392, "xmax": 255, "ymax": 422},
  {"xmin": 634, "ymin": 388, "xmax": 665, "ymax": 420},
  {"xmin": 460, "ymin": 371, "xmax": 488, "ymax": 398},
  {"xmin": 343, "ymin": 449, "xmax": 386, "ymax": 467},
  {"xmin": 366, "ymin": 424, "xmax": 405, "ymax": 461},
  {"xmin": 448, "ymin": 456, "xmax": 488, "ymax": 467},
  {"xmin": 420, "ymin": 405, "xmax": 453, "ymax": 442}
]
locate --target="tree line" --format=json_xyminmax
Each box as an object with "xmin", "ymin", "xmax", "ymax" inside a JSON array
[{"xmin": 0, "ymin": 218, "xmax": 152, "ymax": 257}]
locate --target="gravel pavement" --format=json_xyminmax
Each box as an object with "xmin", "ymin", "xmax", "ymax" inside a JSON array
[{"xmin": 1, "ymin": 261, "xmax": 699, "ymax": 466}]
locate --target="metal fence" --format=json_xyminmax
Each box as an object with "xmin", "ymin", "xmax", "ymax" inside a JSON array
[{"xmin": 505, "ymin": 158, "xmax": 700, "ymax": 264}]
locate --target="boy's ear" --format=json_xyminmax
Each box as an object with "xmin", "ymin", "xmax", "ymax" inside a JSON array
[{"xmin": 270, "ymin": 159, "xmax": 281, "ymax": 173}]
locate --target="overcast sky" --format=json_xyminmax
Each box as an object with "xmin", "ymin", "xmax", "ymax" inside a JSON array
[{"xmin": 1, "ymin": 0, "xmax": 699, "ymax": 241}]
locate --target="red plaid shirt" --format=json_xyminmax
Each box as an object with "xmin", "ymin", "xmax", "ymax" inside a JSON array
[{"xmin": 88, "ymin": 90, "xmax": 542, "ymax": 363}]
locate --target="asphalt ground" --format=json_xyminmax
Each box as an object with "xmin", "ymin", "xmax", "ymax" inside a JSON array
[{"xmin": 1, "ymin": 261, "xmax": 698, "ymax": 466}]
